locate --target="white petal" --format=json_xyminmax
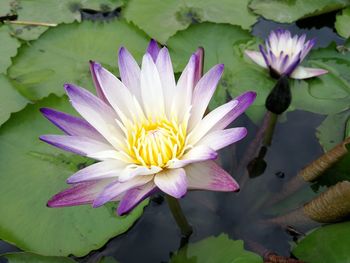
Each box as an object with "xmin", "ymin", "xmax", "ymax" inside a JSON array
[
  {"xmin": 172, "ymin": 54, "xmax": 196, "ymax": 121},
  {"xmin": 93, "ymin": 174, "xmax": 154, "ymax": 207},
  {"xmin": 167, "ymin": 145, "xmax": 217, "ymax": 169},
  {"xmin": 245, "ymin": 50, "xmax": 267, "ymax": 68},
  {"xmin": 91, "ymin": 62, "xmax": 145, "ymax": 122},
  {"xmin": 187, "ymin": 100, "xmax": 238, "ymax": 146},
  {"xmin": 185, "ymin": 161, "xmax": 239, "ymax": 192},
  {"xmin": 290, "ymin": 66, "xmax": 328, "ymax": 79},
  {"xmin": 40, "ymin": 135, "xmax": 114, "ymax": 158},
  {"xmin": 196, "ymin": 127, "xmax": 247, "ymax": 151},
  {"xmin": 67, "ymin": 160, "xmax": 126, "ymax": 183},
  {"xmin": 140, "ymin": 53, "xmax": 165, "ymax": 119},
  {"xmin": 118, "ymin": 47, "xmax": 141, "ymax": 101},
  {"xmin": 65, "ymin": 84, "xmax": 124, "ymax": 150},
  {"xmin": 154, "ymin": 168, "xmax": 187, "ymax": 198},
  {"xmin": 188, "ymin": 64, "xmax": 224, "ymax": 131},
  {"xmin": 118, "ymin": 164, "xmax": 162, "ymax": 182},
  {"xmin": 156, "ymin": 47, "xmax": 176, "ymax": 118}
]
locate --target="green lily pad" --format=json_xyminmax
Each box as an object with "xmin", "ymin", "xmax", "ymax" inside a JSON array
[
  {"xmin": 166, "ymin": 23, "xmax": 258, "ymax": 109},
  {"xmin": 0, "ymin": 0, "xmax": 18, "ymax": 17},
  {"xmin": 336, "ymin": 7, "xmax": 350, "ymax": 38},
  {"xmin": 4, "ymin": 0, "xmax": 124, "ymax": 41},
  {"xmin": 0, "ymin": 95, "xmax": 148, "ymax": 256},
  {"xmin": 170, "ymin": 234, "xmax": 262, "ymax": 263},
  {"xmin": 316, "ymin": 110, "xmax": 350, "ymax": 151},
  {"xmin": 1, "ymin": 252, "xmax": 76, "ymax": 263},
  {"xmin": 124, "ymin": 0, "xmax": 257, "ymax": 43},
  {"xmin": 0, "ymin": 74, "xmax": 28, "ymax": 126},
  {"xmin": 0, "ymin": 26, "xmax": 21, "ymax": 74},
  {"xmin": 8, "ymin": 20, "xmax": 149, "ymax": 101},
  {"xmin": 249, "ymin": 0, "xmax": 349, "ymax": 23},
  {"xmin": 293, "ymin": 222, "xmax": 350, "ymax": 263}
]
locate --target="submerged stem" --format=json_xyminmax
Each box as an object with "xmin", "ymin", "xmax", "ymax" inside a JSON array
[{"xmin": 165, "ymin": 195, "xmax": 193, "ymax": 238}]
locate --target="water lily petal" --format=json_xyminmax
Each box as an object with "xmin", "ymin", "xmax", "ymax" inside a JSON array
[
  {"xmin": 154, "ymin": 168, "xmax": 187, "ymax": 198},
  {"xmin": 290, "ymin": 66, "xmax": 328, "ymax": 79},
  {"xmin": 188, "ymin": 64, "xmax": 224, "ymax": 131},
  {"xmin": 87, "ymin": 150, "xmax": 133, "ymax": 164},
  {"xmin": 90, "ymin": 62, "xmax": 145, "ymax": 121},
  {"xmin": 147, "ymin": 39, "xmax": 160, "ymax": 62},
  {"xmin": 92, "ymin": 175, "xmax": 154, "ymax": 207},
  {"xmin": 66, "ymin": 160, "xmax": 126, "ymax": 184},
  {"xmin": 172, "ymin": 54, "xmax": 196, "ymax": 121},
  {"xmin": 140, "ymin": 53, "xmax": 165, "ymax": 118},
  {"xmin": 47, "ymin": 179, "xmax": 117, "ymax": 207},
  {"xmin": 89, "ymin": 61, "xmax": 109, "ymax": 104},
  {"xmin": 188, "ymin": 100, "xmax": 238, "ymax": 146},
  {"xmin": 167, "ymin": 146, "xmax": 217, "ymax": 169},
  {"xmin": 196, "ymin": 127, "xmax": 247, "ymax": 151},
  {"xmin": 118, "ymin": 164, "xmax": 162, "ymax": 182},
  {"xmin": 185, "ymin": 161, "xmax": 239, "ymax": 192},
  {"xmin": 193, "ymin": 47, "xmax": 204, "ymax": 86},
  {"xmin": 40, "ymin": 108, "xmax": 105, "ymax": 142},
  {"xmin": 39, "ymin": 135, "xmax": 114, "ymax": 157},
  {"xmin": 117, "ymin": 181, "xmax": 157, "ymax": 215},
  {"xmin": 212, "ymin": 91, "xmax": 257, "ymax": 132},
  {"xmin": 118, "ymin": 47, "xmax": 141, "ymax": 101},
  {"xmin": 156, "ymin": 47, "xmax": 176, "ymax": 117},
  {"xmin": 64, "ymin": 84, "xmax": 124, "ymax": 150},
  {"xmin": 245, "ymin": 50, "xmax": 268, "ymax": 68}
]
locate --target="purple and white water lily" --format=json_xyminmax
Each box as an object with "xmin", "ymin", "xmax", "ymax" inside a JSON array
[
  {"xmin": 40, "ymin": 40, "xmax": 256, "ymax": 215},
  {"xmin": 245, "ymin": 29, "xmax": 328, "ymax": 79}
]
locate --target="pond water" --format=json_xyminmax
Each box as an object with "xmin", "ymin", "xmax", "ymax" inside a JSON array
[{"xmin": 0, "ymin": 14, "xmax": 346, "ymax": 263}]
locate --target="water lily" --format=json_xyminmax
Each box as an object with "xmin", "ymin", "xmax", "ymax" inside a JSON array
[
  {"xmin": 245, "ymin": 29, "xmax": 328, "ymax": 79},
  {"xmin": 40, "ymin": 40, "xmax": 256, "ymax": 216}
]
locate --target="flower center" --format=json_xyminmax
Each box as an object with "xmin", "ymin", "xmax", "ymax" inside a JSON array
[{"xmin": 126, "ymin": 117, "xmax": 187, "ymax": 168}]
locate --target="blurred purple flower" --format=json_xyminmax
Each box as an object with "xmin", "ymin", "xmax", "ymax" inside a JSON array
[{"xmin": 245, "ymin": 29, "xmax": 328, "ymax": 79}]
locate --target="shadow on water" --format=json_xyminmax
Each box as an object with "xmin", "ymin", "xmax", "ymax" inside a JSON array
[{"xmin": 0, "ymin": 12, "xmax": 346, "ymax": 263}]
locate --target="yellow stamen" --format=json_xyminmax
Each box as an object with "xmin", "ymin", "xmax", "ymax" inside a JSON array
[{"xmin": 125, "ymin": 116, "xmax": 187, "ymax": 168}]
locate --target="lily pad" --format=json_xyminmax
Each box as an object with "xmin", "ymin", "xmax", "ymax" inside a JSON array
[
  {"xmin": 124, "ymin": 0, "xmax": 257, "ymax": 43},
  {"xmin": 293, "ymin": 222, "xmax": 350, "ymax": 263},
  {"xmin": 316, "ymin": 110, "xmax": 350, "ymax": 151},
  {"xmin": 0, "ymin": 95, "xmax": 148, "ymax": 256},
  {"xmin": 249, "ymin": 0, "xmax": 349, "ymax": 23},
  {"xmin": 0, "ymin": 0, "xmax": 18, "ymax": 17},
  {"xmin": 0, "ymin": 26, "xmax": 21, "ymax": 74},
  {"xmin": 1, "ymin": 252, "xmax": 76, "ymax": 263},
  {"xmin": 8, "ymin": 20, "xmax": 149, "ymax": 101},
  {"xmin": 166, "ymin": 23, "xmax": 259, "ymax": 110},
  {"xmin": 0, "ymin": 74, "xmax": 28, "ymax": 126},
  {"xmin": 5, "ymin": 0, "xmax": 124, "ymax": 41},
  {"xmin": 170, "ymin": 234, "xmax": 262, "ymax": 263},
  {"xmin": 335, "ymin": 7, "xmax": 350, "ymax": 38}
]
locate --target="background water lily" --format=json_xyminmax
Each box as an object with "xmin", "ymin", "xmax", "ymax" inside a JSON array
[
  {"xmin": 40, "ymin": 41, "xmax": 256, "ymax": 216},
  {"xmin": 245, "ymin": 29, "xmax": 328, "ymax": 79}
]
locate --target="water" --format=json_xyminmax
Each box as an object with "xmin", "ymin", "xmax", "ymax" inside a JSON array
[{"xmin": 0, "ymin": 13, "xmax": 345, "ymax": 263}]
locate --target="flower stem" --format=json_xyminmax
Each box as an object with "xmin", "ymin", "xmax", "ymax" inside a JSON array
[{"xmin": 165, "ymin": 195, "xmax": 193, "ymax": 238}]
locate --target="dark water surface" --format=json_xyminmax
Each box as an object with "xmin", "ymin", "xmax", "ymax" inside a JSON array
[{"xmin": 0, "ymin": 15, "xmax": 345, "ymax": 263}]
